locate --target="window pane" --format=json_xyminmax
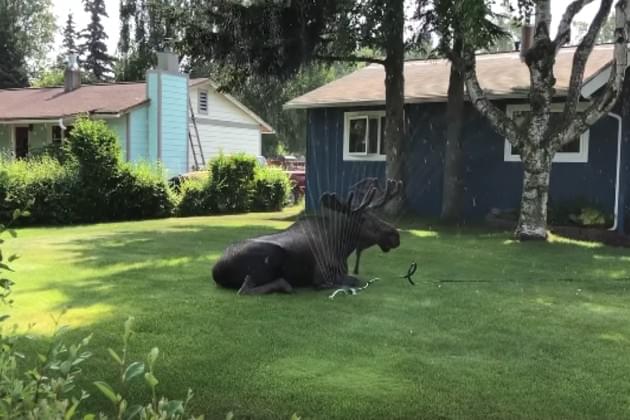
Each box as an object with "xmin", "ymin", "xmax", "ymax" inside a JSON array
[
  {"xmin": 559, "ymin": 138, "xmax": 580, "ymax": 153},
  {"xmin": 349, "ymin": 118, "xmax": 367, "ymax": 153},
  {"xmin": 380, "ymin": 116, "xmax": 386, "ymax": 155},
  {"xmin": 368, "ymin": 118, "xmax": 379, "ymax": 153},
  {"xmin": 511, "ymin": 145, "xmax": 522, "ymax": 157},
  {"xmin": 52, "ymin": 126, "xmax": 62, "ymax": 144}
]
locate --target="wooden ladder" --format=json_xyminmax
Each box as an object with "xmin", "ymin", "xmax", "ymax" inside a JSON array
[{"xmin": 188, "ymin": 99, "xmax": 206, "ymax": 171}]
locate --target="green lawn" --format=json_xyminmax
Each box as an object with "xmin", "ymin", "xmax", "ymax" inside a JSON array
[{"xmin": 7, "ymin": 208, "xmax": 630, "ymax": 419}]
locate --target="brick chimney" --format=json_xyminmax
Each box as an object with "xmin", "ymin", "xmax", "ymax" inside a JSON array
[{"xmin": 64, "ymin": 53, "xmax": 81, "ymax": 93}]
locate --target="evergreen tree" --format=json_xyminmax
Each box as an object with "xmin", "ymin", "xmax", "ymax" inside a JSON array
[
  {"xmin": 62, "ymin": 12, "xmax": 78, "ymax": 55},
  {"xmin": 0, "ymin": 1, "xmax": 28, "ymax": 88},
  {"xmin": 80, "ymin": 0, "xmax": 114, "ymax": 81}
]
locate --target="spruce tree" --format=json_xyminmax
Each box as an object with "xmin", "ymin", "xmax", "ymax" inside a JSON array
[
  {"xmin": 62, "ymin": 12, "xmax": 78, "ymax": 55},
  {"xmin": 0, "ymin": 3, "xmax": 28, "ymax": 88},
  {"xmin": 80, "ymin": 0, "xmax": 114, "ymax": 81}
]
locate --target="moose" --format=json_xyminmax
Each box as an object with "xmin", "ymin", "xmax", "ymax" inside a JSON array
[{"xmin": 212, "ymin": 179, "xmax": 403, "ymax": 295}]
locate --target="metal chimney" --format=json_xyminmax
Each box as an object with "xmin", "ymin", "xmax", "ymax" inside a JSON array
[
  {"xmin": 157, "ymin": 46, "xmax": 180, "ymax": 73},
  {"xmin": 64, "ymin": 54, "xmax": 81, "ymax": 92},
  {"xmin": 520, "ymin": 24, "xmax": 535, "ymax": 61}
]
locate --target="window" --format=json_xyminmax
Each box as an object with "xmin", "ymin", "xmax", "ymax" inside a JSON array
[
  {"xmin": 51, "ymin": 126, "xmax": 62, "ymax": 145},
  {"xmin": 198, "ymin": 90, "xmax": 208, "ymax": 114},
  {"xmin": 343, "ymin": 111, "xmax": 386, "ymax": 161},
  {"xmin": 504, "ymin": 104, "xmax": 589, "ymax": 163}
]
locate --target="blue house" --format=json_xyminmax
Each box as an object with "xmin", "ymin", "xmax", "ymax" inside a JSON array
[
  {"xmin": 0, "ymin": 52, "xmax": 273, "ymax": 178},
  {"xmin": 285, "ymin": 45, "xmax": 630, "ymax": 233}
]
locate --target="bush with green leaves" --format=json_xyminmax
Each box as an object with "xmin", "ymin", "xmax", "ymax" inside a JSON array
[
  {"xmin": 68, "ymin": 118, "xmax": 124, "ymax": 223},
  {"xmin": 251, "ymin": 166, "xmax": 292, "ymax": 211},
  {"xmin": 0, "ymin": 156, "xmax": 77, "ymax": 225},
  {"xmin": 209, "ymin": 154, "xmax": 257, "ymax": 213},
  {"xmin": 176, "ymin": 176, "xmax": 215, "ymax": 216},
  {"xmin": 109, "ymin": 162, "xmax": 176, "ymax": 221},
  {"xmin": 0, "ymin": 119, "xmax": 176, "ymax": 225}
]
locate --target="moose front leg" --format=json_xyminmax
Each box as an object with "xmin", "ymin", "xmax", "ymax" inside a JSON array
[
  {"xmin": 238, "ymin": 275, "xmax": 294, "ymax": 295},
  {"xmin": 353, "ymin": 249, "xmax": 363, "ymax": 275}
]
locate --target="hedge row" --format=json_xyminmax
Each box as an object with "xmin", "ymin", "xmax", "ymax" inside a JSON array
[
  {"xmin": 0, "ymin": 119, "xmax": 292, "ymax": 226},
  {"xmin": 176, "ymin": 154, "xmax": 292, "ymax": 216}
]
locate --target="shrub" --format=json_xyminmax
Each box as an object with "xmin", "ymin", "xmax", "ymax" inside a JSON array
[
  {"xmin": 109, "ymin": 162, "xmax": 176, "ymax": 220},
  {"xmin": 68, "ymin": 118, "xmax": 122, "ymax": 222},
  {"xmin": 209, "ymin": 154, "xmax": 257, "ymax": 213},
  {"xmin": 252, "ymin": 166, "xmax": 292, "ymax": 211},
  {"xmin": 0, "ymin": 157, "xmax": 78, "ymax": 225},
  {"xmin": 176, "ymin": 176, "xmax": 215, "ymax": 216}
]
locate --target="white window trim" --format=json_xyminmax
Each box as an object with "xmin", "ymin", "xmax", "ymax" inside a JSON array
[
  {"xmin": 504, "ymin": 104, "xmax": 589, "ymax": 163},
  {"xmin": 198, "ymin": 89, "xmax": 209, "ymax": 115},
  {"xmin": 343, "ymin": 111, "xmax": 386, "ymax": 161}
]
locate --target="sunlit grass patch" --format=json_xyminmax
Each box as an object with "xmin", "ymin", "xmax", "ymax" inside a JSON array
[{"xmin": 5, "ymin": 207, "xmax": 630, "ymax": 419}]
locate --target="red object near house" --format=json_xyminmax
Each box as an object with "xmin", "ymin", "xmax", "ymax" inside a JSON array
[{"xmin": 268, "ymin": 155, "xmax": 306, "ymax": 203}]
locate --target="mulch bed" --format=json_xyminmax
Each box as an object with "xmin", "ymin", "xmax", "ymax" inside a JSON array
[
  {"xmin": 550, "ymin": 225, "xmax": 630, "ymax": 247},
  {"xmin": 485, "ymin": 216, "xmax": 630, "ymax": 248}
]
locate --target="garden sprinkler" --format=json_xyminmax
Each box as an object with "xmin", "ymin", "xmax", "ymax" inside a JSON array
[{"xmin": 402, "ymin": 262, "xmax": 417, "ymax": 285}]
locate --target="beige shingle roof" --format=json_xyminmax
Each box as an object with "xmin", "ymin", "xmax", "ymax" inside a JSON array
[{"xmin": 284, "ymin": 45, "xmax": 616, "ymax": 109}]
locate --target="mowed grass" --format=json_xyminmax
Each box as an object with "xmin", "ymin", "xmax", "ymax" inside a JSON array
[{"xmin": 7, "ymin": 207, "xmax": 630, "ymax": 419}]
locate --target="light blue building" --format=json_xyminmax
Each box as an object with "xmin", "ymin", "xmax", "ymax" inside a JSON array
[{"xmin": 0, "ymin": 52, "xmax": 273, "ymax": 178}]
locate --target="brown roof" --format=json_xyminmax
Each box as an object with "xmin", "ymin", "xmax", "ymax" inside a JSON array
[
  {"xmin": 0, "ymin": 83, "xmax": 149, "ymax": 121},
  {"xmin": 0, "ymin": 78, "xmax": 275, "ymax": 135},
  {"xmin": 284, "ymin": 45, "xmax": 616, "ymax": 109}
]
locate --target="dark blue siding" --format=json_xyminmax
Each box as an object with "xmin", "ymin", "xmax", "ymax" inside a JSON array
[{"xmin": 306, "ymin": 102, "xmax": 620, "ymax": 221}]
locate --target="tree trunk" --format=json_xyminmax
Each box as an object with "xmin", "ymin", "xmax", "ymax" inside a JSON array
[
  {"xmin": 516, "ymin": 148, "xmax": 553, "ymax": 240},
  {"xmin": 440, "ymin": 43, "xmax": 465, "ymax": 222},
  {"xmin": 383, "ymin": 0, "xmax": 406, "ymax": 217}
]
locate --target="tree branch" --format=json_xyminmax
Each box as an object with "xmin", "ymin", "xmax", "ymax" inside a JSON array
[
  {"xmin": 553, "ymin": 0, "xmax": 595, "ymax": 49},
  {"xmin": 463, "ymin": 48, "xmax": 522, "ymax": 147},
  {"xmin": 558, "ymin": 0, "xmax": 630, "ymax": 147},
  {"xmin": 314, "ymin": 54, "xmax": 386, "ymax": 65},
  {"xmin": 561, "ymin": 0, "xmax": 614, "ymax": 125}
]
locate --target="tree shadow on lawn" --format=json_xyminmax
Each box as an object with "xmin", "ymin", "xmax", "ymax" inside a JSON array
[{"xmin": 13, "ymin": 221, "xmax": 630, "ymax": 419}]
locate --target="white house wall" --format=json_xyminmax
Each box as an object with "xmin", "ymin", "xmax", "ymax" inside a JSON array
[
  {"xmin": 189, "ymin": 84, "xmax": 262, "ymax": 166},
  {"xmin": 194, "ymin": 122, "xmax": 261, "ymax": 161}
]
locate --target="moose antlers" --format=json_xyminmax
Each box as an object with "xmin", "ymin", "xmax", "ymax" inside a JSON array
[{"xmin": 320, "ymin": 178, "xmax": 403, "ymax": 214}]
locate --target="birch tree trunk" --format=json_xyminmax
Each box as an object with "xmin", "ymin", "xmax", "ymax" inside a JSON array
[
  {"xmin": 517, "ymin": 148, "xmax": 553, "ymax": 239},
  {"xmin": 383, "ymin": 0, "xmax": 406, "ymax": 216}
]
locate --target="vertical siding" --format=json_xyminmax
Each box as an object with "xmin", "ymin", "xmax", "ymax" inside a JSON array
[
  {"xmin": 106, "ymin": 117, "xmax": 127, "ymax": 160},
  {"xmin": 160, "ymin": 73, "xmax": 188, "ymax": 177},
  {"xmin": 307, "ymin": 103, "xmax": 619, "ymax": 221},
  {"xmin": 129, "ymin": 105, "xmax": 149, "ymax": 161},
  {"xmin": 146, "ymin": 72, "xmax": 159, "ymax": 162}
]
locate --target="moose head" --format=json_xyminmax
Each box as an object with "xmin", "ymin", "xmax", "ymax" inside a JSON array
[{"xmin": 319, "ymin": 179, "xmax": 403, "ymax": 256}]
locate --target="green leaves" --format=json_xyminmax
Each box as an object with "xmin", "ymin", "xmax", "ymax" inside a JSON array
[
  {"xmin": 144, "ymin": 372, "xmax": 159, "ymax": 388},
  {"xmin": 93, "ymin": 381, "xmax": 121, "ymax": 405},
  {"xmin": 123, "ymin": 362, "xmax": 145, "ymax": 384},
  {"xmin": 108, "ymin": 348, "xmax": 123, "ymax": 365},
  {"xmin": 147, "ymin": 347, "xmax": 159, "ymax": 367}
]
